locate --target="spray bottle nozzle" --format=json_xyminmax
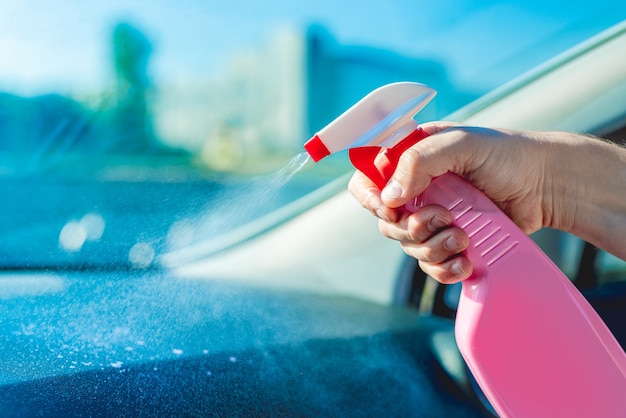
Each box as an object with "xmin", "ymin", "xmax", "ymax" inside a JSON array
[
  {"xmin": 303, "ymin": 134, "xmax": 331, "ymax": 162},
  {"xmin": 303, "ymin": 82, "xmax": 436, "ymax": 188}
]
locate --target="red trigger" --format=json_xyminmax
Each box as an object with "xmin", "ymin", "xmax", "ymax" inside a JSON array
[
  {"xmin": 348, "ymin": 147, "xmax": 387, "ymax": 190},
  {"xmin": 348, "ymin": 127, "xmax": 430, "ymax": 190}
]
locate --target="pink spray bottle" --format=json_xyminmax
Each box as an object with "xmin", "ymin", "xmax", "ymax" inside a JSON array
[{"xmin": 304, "ymin": 82, "xmax": 626, "ymax": 417}]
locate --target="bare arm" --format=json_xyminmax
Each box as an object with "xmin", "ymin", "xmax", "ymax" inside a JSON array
[{"xmin": 561, "ymin": 133, "xmax": 626, "ymax": 260}]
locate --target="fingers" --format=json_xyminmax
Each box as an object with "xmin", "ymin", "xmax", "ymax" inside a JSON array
[
  {"xmin": 348, "ymin": 170, "xmax": 399, "ymax": 223},
  {"xmin": 378, "ymin": 204, "xmax": 452, "ymax": 245},
  {"xmin": 399, "ymin": 224, "xmax": 468, "ymax": 265},
  {"xmin": 348, "ymin": 124, "xmax": 479, "ymax": 285},
  {"xmin": 377, "ymin": 204, "xmax": 473, "ymax": 284},
  {"xmin": 418, "ymin": 256, "xmax": 473, "ymax": 285}
]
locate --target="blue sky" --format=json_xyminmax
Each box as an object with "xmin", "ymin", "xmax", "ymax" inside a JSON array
[{"xmin": 0, "ymin": 0, "xmax": 624, "ymax": 95}]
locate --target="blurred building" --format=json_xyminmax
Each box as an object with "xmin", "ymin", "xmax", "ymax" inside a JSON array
[
  {"xmin": 155, "ymin": 27, "xmax": 305, "ymax": 171},
  {"xmin": 304, "ymin": 24, "xmax": 457, "ymax": 135},
  {"xmin": 155, "ymin": 24, "xmax": 475, "ymax": 172}
]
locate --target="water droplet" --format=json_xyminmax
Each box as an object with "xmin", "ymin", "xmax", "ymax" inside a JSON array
[{"xmin": 129, "ymin": 242, "xmax": 155, "ymax": 268}]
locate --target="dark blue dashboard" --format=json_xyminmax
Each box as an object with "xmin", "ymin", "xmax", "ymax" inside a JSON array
[{"xmin": 0, "ymin": 271, "xmax": 486, "ymax": 417}]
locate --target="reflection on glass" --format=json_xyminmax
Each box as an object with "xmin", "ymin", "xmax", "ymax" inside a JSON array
[{"xmin": 59, "ymin": 213, "xmax": 106, "ymax": 253}]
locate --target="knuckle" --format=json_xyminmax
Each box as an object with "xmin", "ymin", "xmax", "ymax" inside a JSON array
[
  {"xmin": 404, "ymin": 212, "xmax": 429, "ymax": 243},
  {"xmin": 411, "ymin": 243, "xmax": 442, "ymax": 264},
  {"xmin": 420, "ymin": 247, "xmax": 439, "ymax": 264}
]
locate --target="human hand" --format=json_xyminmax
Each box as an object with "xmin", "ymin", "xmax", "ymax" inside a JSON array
[{"xmin": 349, "ymin": 122, "xmax": 556, "ymax": 283}]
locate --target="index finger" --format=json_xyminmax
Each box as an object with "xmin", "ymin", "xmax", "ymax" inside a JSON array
[{"xmin": 348, "ymin": 170, "xmax": 399, "ymax": 223}]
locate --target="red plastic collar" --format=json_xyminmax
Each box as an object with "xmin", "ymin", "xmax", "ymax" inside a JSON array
[{"xmin": 303, "ymin": 134, "xmax": 331, "ymax": 162}]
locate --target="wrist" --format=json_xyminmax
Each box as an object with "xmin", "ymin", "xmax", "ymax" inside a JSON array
[{"xmin": 550, "ymin": 133, "xmax": 626, "ymax": 259}]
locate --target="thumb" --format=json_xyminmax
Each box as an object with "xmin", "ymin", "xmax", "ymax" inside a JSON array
[{"xmin": 380, "ymin": 121, "xmax": 465, "ymax": 208}]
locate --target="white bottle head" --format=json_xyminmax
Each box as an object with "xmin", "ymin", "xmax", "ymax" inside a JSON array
[{"xmin": 304, "ymin": 82, "xmax": 436, "ymax": 161}]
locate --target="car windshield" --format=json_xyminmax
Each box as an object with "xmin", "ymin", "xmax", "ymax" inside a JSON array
[{"xmin": 1, "ymin": 1, "xmax": 624, "ymax": 270}]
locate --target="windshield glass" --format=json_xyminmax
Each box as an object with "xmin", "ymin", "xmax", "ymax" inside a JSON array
[{"xmin": 2, "ymin": 1, "xmax": 624, "ymax": 270}]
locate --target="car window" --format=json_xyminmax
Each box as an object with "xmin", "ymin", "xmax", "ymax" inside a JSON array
[
  {"xmin": 1, "ymin": 1, "xmax": 625, "ymax": 270},
  {"xmin": 598, "ymin": 251, "xmax": 626, "ymax": 285}
]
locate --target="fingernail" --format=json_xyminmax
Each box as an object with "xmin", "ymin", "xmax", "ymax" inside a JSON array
[
  {"xmin": 381, "ymin": 180, "xmax": 402, "ymax": 201},
  {"xmin": 428, "ymin": 216, "xmax": 449, "ymax": 232},
  {"xmin": 444, "ymin": 236, "xmax": 463, "ymax": 252},
  {"xmin": 450, "ymin": 260, "xmax": 465, "ymax": 276},
  {"xmin": 375, "ymin": 208, "xmax": 390, "ymax": 223}
]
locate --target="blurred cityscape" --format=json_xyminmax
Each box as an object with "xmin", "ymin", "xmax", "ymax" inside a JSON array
[{"xmin": 0, "ymin": 22, "xmax": 479, "ymax": 175}]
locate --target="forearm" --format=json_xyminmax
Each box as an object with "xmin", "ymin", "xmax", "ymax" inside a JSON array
[{"xmin": 553, "ymin": 133, "xmax": 626, "ymax": 260}]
